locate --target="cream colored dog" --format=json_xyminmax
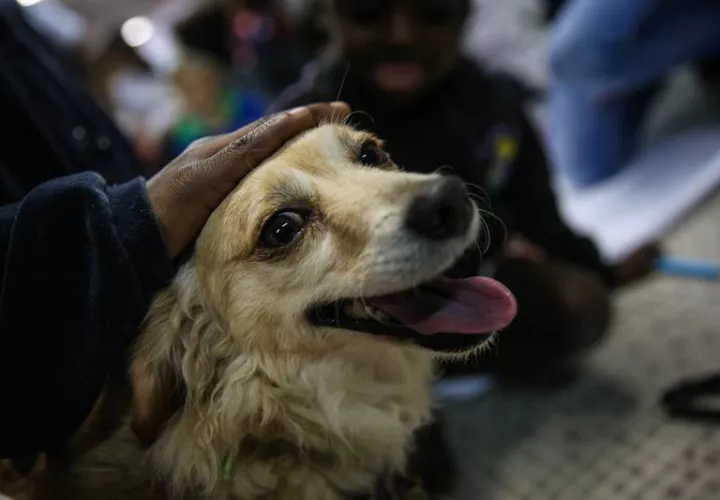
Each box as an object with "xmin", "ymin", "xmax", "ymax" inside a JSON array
[{"xmin": 2, "ymin": 123, "xmax": 516, "ymax": 500}]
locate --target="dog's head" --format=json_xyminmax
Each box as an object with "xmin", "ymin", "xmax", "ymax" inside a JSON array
[
  {"xmin": 130, "ymin": 123, "xmax": 516, "ymax": 488},
  {"xmin": 197, "ymin": 123, "xmax": 514, "ymax": 351}
]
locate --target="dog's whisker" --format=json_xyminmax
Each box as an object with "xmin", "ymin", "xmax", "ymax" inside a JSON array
[
  {"xmin": 467, "ymin": 192, "xmax": 485, "ymax": 204},
  {"xmin": 336, "ymin": 62, "xmax": 350, "ymax": 102},
  {"xmin": 473, "ymin": 206, "xmax": 507, "ymax": 249},
  {"xmin": 476, "ymin": 211, "xmax": 493, "ymax": 254},
  {"xmin": 471, "ymin": 238, "xmax": 484, "ymax": 256},
  {"xmin": 465, "ymin": 183, "xmax": 492, "ymax": 208},
  {"xmin": 467, "ymin": 192, "xmax": 491, "ymax": 209},
  {"xmin": 342, "ymin": 110, "xmax": 375, "ymax": 129},
  {"xmin": 465, "ymin": 202, "xmax": 495, "ymax": 255},
  {"xmin": 463, "ymin": 181, "xmax": 490, "ymax": 197},
  {"xmin": 463, "ymin": 181, "xmax": 485, "ymax": 193}
]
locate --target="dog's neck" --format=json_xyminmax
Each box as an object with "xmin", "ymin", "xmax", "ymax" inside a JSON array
[{"xmin": 140, "ymin": 280, "xmax": 436, "ymax": 498}]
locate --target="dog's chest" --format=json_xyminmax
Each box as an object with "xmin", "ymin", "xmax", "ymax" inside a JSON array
[{"xmin": 224, "ymin": 356, "xmax": 435, "ymax": 499}]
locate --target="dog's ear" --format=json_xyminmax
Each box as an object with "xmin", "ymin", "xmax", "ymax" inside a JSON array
[{"xmin": 130, "ymin": 289, "xmax": 186, "ymax": 447}]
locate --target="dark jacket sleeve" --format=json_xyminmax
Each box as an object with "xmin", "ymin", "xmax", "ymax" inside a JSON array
[
  {"xmin": 502, "ymin": 115, "xmax": 616, "ymax": 285},
  {"xmin": 0, "ymin": 172, "xmax": 174, "ymax": 457}
]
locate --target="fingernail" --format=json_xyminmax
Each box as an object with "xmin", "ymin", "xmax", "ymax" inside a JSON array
[
  {"xmin": 331, "ymin": 101, "xmax": 349, "ymax": 110},
  {"xmin": 287, "ymin": 106, "xmax": 308, "ymax": 116}
]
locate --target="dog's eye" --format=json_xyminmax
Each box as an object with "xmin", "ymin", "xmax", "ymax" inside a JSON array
[
  {"xmin": 358, "ymin": 141, "xmax": 388, "ymax": 166},
  {"xmin": 260, "ymin": 211, "xmax": 307, "ymax": 248}
]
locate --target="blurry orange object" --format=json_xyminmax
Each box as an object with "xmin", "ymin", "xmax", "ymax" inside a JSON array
[{"xmin": 504, "ymin": 233, "xmax": 547, "ymax": 262}]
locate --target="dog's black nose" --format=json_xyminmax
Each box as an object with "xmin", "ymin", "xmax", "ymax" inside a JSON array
[{"xmin": 406, "ymin": 176, "xmax": 472, "ymax": 240}]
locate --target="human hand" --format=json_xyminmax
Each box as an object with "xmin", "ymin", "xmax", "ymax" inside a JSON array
[
  {"xmin": 503, "ymin": 233, "xmax": 547, "ymax": 262},
  {"xmin": 146, "ymin": 102, "xmax": 350, "ymax": 258},
  {"xmin": 612, "ymin": 242, "xmax": 662, "ymax": 287}
]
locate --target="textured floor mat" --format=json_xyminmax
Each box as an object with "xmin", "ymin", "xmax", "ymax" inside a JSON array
[{"xmin": 443, "ymin": 194, "xmax": 720, "ymax": 500}]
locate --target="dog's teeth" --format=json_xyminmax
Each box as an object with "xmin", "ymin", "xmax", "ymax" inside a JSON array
[
  {"xmin": 372, "ymin": 308, "xmax": 393, "ymax": 321},
  {"xmin": 346, "ymin": 300, "xmax": 372, "ymax": 319},
  {"xmin": 344, "ymin": 302, "xmax": 358, "ymax": 317},
  {"xmin": 360, "ymin": 304, "xmax": 393, "ymax": 322},
  {"xmin": 367, "ymin": 306, "xmax": 387, "ymax": 320},
  {"xmin": 342, "ymin": 300, "xmax": 395, "ymax": 322}
]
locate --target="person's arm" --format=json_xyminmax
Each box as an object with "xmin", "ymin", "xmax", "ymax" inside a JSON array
[
  {"xmin": 0, "ymin": 103, "xmax": 350, "ymax": 458},
  {"xmin": 0, "ymin": 172, "xmax": 174, "ymax": 457},
  {"xmin": 502, "ymin": 114, "xmax": 616, "ymax": 285}
]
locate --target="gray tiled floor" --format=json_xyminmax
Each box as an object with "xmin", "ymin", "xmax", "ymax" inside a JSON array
[{"xmin": 444, "ymin": 193, "xmax": 720, "ymax": 500}]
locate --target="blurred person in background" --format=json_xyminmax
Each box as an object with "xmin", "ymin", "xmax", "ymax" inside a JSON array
[
  {"xmin": 272, "ymin": 0, "xmax": 659, "ymax": 493},
  {"xmin": 0, "ymin": 0, "xmax": 346, "ymax": 462},
  {"xmin": 176, "ymin": 0, "xmax": 315, "ymax": 97},
  {"xmin": 548, "ymin": 0, "xmax": 720, "ymax": 188},
  {"xmin": 274, "ymin": 0, "xmax": 659, "ymax": 387},
  {"xmin": 88, "ymin": 35, "xmax": 177, "ymax": 172},
  {"xmin": 159, "ymin": 50, "xmax": 268, "ymax": 166}
]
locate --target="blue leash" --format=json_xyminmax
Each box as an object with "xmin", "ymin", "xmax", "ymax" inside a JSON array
[{"xmin": 655, "ymin": 256, "xmax": 720, "ymax": 281}]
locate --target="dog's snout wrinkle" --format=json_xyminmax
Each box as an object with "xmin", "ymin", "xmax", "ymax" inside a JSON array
[{"xmin": 405, "ymin": 176, "xmax": 471, "ymax": 240}]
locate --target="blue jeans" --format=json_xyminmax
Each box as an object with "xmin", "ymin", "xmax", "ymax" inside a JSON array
[{"xmin": 548, "ymin": 0, "xmax": 720, "ymax": 188}]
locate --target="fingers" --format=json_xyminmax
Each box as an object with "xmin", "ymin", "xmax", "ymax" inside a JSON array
[
  {"xmin": 223, "ymin": 102, "xmax": 349, "ymax": 147},
  {"xmin": 214, "ymin": 101, "xmax": 351, "ymax": 180},
  {"xmin": 305, "ymin": 101, "xmax": 352, "ymax": 125},
  {"xmin": 146, "ymin": 102, "xmax": 350, "ymax": 259},
  {"xmin": 194, "ymin": 102, "xmax": 350, "ymax": 161}
]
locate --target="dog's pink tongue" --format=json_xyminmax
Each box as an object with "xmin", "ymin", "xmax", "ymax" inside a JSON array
[{"xmin": 369, "ymin": 277, "xmax": 517, "ymax": 335}]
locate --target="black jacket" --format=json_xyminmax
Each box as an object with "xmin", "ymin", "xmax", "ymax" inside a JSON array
[
  {"xmin": 0, "ymin": 1, "xmax": 173, "ymax": 457},
  {"xmin": 272, "ymin": 56, "xmax": 613, "ymax": 283}
]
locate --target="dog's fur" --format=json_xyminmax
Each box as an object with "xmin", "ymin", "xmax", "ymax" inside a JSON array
[{"xmin": 1, "ymin": 123, "xmax": 484, "ymax": 500}]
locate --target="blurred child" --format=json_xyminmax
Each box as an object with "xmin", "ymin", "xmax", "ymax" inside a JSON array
[{"xmin": 161, "ymin": 51, "xmax": 268, "ymax": 164}]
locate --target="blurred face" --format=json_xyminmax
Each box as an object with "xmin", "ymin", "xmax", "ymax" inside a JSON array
[
  {"xmin": 330, "ymin": 0, "xmax": 469, "ymax": 101},
  {"xmin": 176, "ymin": 65, "xmax": 224, "ymax": 115}
]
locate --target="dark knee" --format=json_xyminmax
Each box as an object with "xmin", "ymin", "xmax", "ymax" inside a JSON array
[
  {"xmin": 557, "ymin": 264, "xmax": 612, "ymax": 353},
  {"xmin": 493, "ymin": 259, "xmax": 611, "ymax": 366}
]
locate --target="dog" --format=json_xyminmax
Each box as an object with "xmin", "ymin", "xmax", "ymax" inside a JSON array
[{"xmin": 0, "ymin": 123, "xmax": 516, "ymax": 500}]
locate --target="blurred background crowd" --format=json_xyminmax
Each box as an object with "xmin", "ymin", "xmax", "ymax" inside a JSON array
[
  {"xmin": 13, "ymin": 0, "xmax": 327, "ymax": 172},
  {"xmin": 8, "ymin": 0, "xmax": 554, "ymax": 173}
]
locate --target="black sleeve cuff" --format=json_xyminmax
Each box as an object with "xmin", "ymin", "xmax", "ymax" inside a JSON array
[{"xmin": 108, "ymin": 177, "xmax": 174, "ymax": 295}]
